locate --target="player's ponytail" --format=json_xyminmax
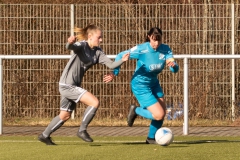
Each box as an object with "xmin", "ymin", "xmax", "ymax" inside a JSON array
[{"xmin": 74, "ymin": 24, "xmax": 101, "ymax": 41}]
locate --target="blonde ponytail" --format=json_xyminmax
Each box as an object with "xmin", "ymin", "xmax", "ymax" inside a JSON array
[{"xmin": 74, "ymin": 24, "xmax": 101, "ymax": 41}]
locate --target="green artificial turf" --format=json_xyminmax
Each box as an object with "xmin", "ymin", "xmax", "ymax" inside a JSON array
[{"xmin": 0, "ymin": 136, "xmax": 240, "ymax": 160}]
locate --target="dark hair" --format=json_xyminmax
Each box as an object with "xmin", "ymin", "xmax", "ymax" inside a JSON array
[{"xmin": 145, "ymin": 27, "xmax": 162, "ymax": 42}]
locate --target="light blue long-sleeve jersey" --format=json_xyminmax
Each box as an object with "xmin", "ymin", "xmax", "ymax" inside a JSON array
[{"xmin": 113, "ymin": 42, "xmax": 179, "ymax": 86}]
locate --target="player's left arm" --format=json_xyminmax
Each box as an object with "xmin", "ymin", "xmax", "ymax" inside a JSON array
[
  {"xmin": 97, "ymin": 50, "xmax": 129, "ymax": 83},
  {"xmin": 113, "ymin": 46, "xmax": 140, "ymax": 76},
  {"xmin": 98, "ymin": 50, "xmax": 129, "ymax": 69},
  {"xmin": 165, "ymin": 47, "xmax": 179, "ymax": 73}
]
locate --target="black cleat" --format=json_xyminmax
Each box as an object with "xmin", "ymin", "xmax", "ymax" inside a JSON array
[
  {"xmin": 146, "ymin": 137, "xmax": 157, "ymax": 144},
  {"xmin": 38, "ymin": 134, "xmax": 56, "ymax": 145},
  {"xmin": 127, "ymin": 105, "xmax": 137, "ymax": 127},
  {"xmin": 77, "ymin": 130, "xmax": 93, "ymax": 142}
]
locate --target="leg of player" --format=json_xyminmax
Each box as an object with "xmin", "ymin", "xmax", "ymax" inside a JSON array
[
  {"xmin": 128, "ymin": 101, "xmax": 165, "ymax": 144},
  {"xmin": 38, "ymin": 96, "xmax": 76, "ymax": 145},
  {"xmin": 146, "ymin": 120, "xmax": 163, "ymax": 144},
  {"xmin": 127, "ymin": 105, "xmax": 138, "ymax": 127},
  {"xmin": 127, "ymin": 104, "xmax": 156, "ymax": 127},
  {"xmin": 146, "ymin": 98, "xmax": 166, "ymax": 144},
  {"xmin": 132, "ymin": 98, "xmax": 165, "ymax": 121},
  {"xmin": 77, "ymin": 92, "xmax": 99, "ymax": 142},
  {"xmin": 147, "ymin": 98, "xmax": 166, "ymax": 121}
]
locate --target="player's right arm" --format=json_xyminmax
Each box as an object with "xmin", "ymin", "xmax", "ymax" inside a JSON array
[
  {"xmin": 113, "ymin": 45, "xmax": 140, "ymax": 76},
  {"xmin": 65, "ymin": 36, "xmax": 82, "ymax": 51}
]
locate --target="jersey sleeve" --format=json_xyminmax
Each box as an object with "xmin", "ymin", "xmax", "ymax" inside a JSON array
[
  {"xmin": 65, "ymin": 42, "xmax": 83, "ymax": 51},
  {"xmin": 165, "ymin": 45, "xmax": 179, "ymax": 73},
  {"xmin": 129, "ymin": 45, "xmax": 140, "ymax": 60},
  {"xmin": 98, "ymin": 50, "xmax": 124, "ymax": 69},
  {"xmin": 113, "ymin": 45, "xmax": 140, "ymax": 76},
  {"xmin": 169, "ymin": 63, "xmax": 179, "ymax": 73},
  {"xmin": 165, "ymin": 46, "xmax": 174, "ymax": 60}
]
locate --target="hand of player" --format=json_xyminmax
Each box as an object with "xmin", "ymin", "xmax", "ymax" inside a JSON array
[
  {"xmin": 68, "ymin": 36, "xmax": 76, "ymax": 44},
  {"xmin": 103, "ymin": 72, "xmax": 115, "ymax": 83},
  {"xmin": 167, "ymin": 61, "xmax": 176, "ymax": 67},
  {"xmin": 166, "ymin": 58, "xmax": 176, "ymax": 67},
  {"xmin": 121, "ymin": 52, "xmax": 130, "ymax": 61}
]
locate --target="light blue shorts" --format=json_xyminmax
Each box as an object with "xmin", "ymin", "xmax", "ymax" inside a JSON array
[{"xmin": 131, "ymin": 80, "xmax": 164, "ymax": 108}]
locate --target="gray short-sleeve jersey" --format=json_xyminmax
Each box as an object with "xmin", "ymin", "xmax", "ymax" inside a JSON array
[{"xmin": 59, "ymin": 41, "xmax": 123, "ymax": 86}]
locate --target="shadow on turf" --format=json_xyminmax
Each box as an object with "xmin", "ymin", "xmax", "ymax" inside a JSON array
[
  {"xmin": 91, "ymin": 142, "xmax": 147, "ymax": 146},
  {"xmin": 92, "ymin": 140, "xmax": 240, "ymax": 146},
  {"xmin": 117, "ymin": 140, "xmax": 240, "ymax": 145},
  {"xmin": 55, "ymin": 140, "xmax": 240, "ymax": 146}
]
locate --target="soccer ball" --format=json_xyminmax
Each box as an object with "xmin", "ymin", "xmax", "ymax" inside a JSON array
[{"xmin": 155, "ymin": 127, "xmax": 174, "ymax": 146}]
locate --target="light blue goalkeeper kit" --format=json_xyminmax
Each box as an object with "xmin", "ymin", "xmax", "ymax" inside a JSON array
[{"xmin": 113, "ymin": 42, "xmax": 179, "ymax": 139}]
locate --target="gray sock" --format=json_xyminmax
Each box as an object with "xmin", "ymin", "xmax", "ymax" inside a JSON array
[
  {"xmin": 42, "ymin": 115, "xmax": 64, "ymax": 138},
  {"xmin": 79, "ymin": 106, "xmax": 98, "ymax": 132}
]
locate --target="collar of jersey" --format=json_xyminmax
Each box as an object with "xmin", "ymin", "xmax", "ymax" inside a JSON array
[{"xmin": 147, "ymin": 42, "xmax": 163, "ymax": 52}]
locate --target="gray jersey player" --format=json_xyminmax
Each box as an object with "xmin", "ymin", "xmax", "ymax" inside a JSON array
[{"xmin": 38, "ymin": 24, "xmax": 130, "ymax": 145}]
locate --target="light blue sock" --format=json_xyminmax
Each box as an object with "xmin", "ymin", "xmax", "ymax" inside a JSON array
[
  {"xmin": 148, "ymin": 120, "xmax": 163, "ymax": 139},
  {"xmin": 135, "ymin": 107, "xmax": 154, "ymax": 120}
]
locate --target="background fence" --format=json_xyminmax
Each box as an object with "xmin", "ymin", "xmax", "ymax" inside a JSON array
[{"xmin": 1, "ymin": 4, "xmax": 240, "ymax": 122}]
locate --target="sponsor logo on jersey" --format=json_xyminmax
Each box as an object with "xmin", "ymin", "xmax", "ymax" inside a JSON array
[
  {"xmin": 149, "ymin": 64, "xmax": 163, "ymax": 71},
  {"xmin": 159, "ymin": 53, "xmax": 165, "ymax": 60}
]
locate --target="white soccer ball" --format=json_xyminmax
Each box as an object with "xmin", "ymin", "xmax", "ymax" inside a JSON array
[{"xmin": 155, "ymin": 127, "xmax": 174, "ymax": 146}]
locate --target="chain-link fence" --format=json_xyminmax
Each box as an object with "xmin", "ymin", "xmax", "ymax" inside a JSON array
[{"xmin": 1, "ymin": 4, "xmax": 240, "ymax": 121}]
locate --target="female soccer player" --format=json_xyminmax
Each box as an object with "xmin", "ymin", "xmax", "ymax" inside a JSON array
[
  {"xmin": 112, "ymin": 27, "xmax": 179, "ymax": 144},
  {"xmin": 38, "ymin": 24, "xmax": 130, "ymax": 145}
]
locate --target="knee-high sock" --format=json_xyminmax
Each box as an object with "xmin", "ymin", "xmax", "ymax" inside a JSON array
[
  {"xmin": 135, "ymin": 107, "xmax": 154, "ymax": 120},
  {"xmin": 148, "ymin": 120, "xmax": 163, "ymax": 139},
  {"xmin": 79, "ymin": 106, "xmax": 98, "ymax": 132},
  {"xmin": 42, "ymin": 115, "xmax": 64, "ymax": 138}
]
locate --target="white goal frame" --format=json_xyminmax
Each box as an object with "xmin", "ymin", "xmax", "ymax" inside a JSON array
[{"xmin": 0, "ymin": 54, "xmax": 239, "ymax": 135}]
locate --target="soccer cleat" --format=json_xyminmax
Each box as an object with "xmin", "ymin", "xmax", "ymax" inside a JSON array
[
  {"xmin": 146, "ymin": 137, "xmax": 157, "ymax": 144},
  {"xmin": 38, "ymin": 134, "xmax": 56, "ymax": 145},
  {"xmin": 77, "ymin": 130, "xmax": 93, "ymax": 142},
  {"xmin": 127, "ymin": 105, "xmax": 138, "ymax": 127}
]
